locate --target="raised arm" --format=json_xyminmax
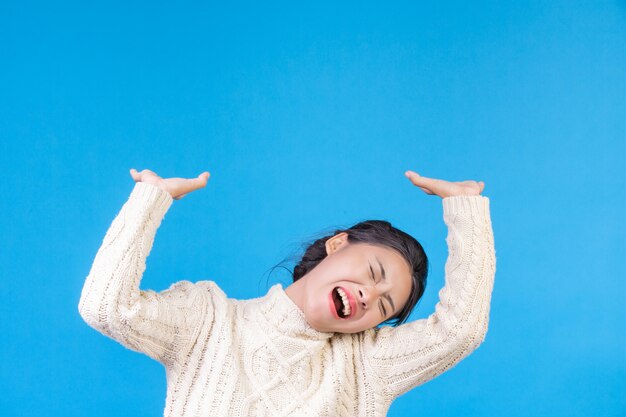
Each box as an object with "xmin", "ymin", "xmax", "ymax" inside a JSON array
[
  {"xmin": 361, "ymin": 172, "xmax": 496, "ymax": 398},
  {"xmin": 78, "ymin": 169, "xmax": 212, "ymax": 367}
]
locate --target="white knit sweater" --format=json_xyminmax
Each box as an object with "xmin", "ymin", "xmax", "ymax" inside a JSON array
[{"xmin": 78, "ymin": 182, "xmax": 496, "ymax": 417}]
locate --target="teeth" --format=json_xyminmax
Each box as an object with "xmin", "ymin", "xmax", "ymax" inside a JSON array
[{"xmin": 336, "ymin": 288, "xmax": 351, "ymax": 317}]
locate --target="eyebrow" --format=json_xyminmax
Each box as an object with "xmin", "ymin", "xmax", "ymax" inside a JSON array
[{"xmin": 375, "ymin": 256, "xmax": 395, "ymax": 315}]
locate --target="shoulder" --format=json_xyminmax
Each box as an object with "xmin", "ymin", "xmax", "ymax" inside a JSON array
[{"xmin": 167, "ymin": 280, "xmax": 231, "ymax": 314}]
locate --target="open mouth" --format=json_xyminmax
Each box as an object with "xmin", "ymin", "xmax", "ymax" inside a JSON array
[{"xmin": 331, "ymin": 287, "xmax": 352, "ymax": 319}]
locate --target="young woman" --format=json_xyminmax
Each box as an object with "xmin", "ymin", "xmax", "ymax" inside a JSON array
[{"xmin": 78, "ymin": 168, "xmax": 495, "ymax": 417}]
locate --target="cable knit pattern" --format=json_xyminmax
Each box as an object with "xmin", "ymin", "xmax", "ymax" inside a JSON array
[{"xmin": 78, "ymin": 182, "xmax": 496, "ymax": 416}]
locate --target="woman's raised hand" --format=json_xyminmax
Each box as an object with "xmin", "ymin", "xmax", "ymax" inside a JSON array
[
  {"xmin": 129, "ymin": 168, "xmax": 211, "ymax": 200},
  {"xmin": 404, "ymin": 170, "xmax": 485, "ymax": 198}
]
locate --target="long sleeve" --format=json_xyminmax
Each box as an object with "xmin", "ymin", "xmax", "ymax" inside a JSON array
[
  {"xmin": 78, "ymin": 182, "xmax": 211, "ymax": 367},
  {"xmin": 361, "ymin": 195, "xmax": 496, "ymax": 398}
]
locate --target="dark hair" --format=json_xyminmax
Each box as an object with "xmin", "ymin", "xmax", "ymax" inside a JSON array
[{"xmin": 269, "ymin": 220, "xmax": 428, "ymax": 327}]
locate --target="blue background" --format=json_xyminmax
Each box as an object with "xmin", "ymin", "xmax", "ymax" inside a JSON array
[{"xmin": 1, "ymin": 1, "xmax": 624, "ymax": 416}]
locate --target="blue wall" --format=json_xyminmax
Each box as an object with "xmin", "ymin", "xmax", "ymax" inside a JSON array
[{"xmin": 1, "ymin": 1, "xmax": 624, "ymax": 416}]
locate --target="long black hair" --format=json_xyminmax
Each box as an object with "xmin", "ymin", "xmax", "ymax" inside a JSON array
[{"xmin": 268, "ymin": 220, "xmax": 429, "ymax": 327}]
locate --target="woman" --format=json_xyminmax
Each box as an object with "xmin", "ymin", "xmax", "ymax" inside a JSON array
[{"xmin": 78, "ymin": 168, "xmax": 495, "ymax": 416}]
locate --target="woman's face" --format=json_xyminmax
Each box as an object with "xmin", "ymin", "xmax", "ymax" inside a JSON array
[{"xmin": 285, "ymin": 232, "xmax": 413, "ymax": 334}]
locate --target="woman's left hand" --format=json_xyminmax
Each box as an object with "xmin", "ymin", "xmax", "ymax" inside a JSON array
[
  {"xmin": 129, "ymin": 168, "xmax": 211, "ymax": 200},
  {"xmin": 404, "ymin": 170, "xmax": 485, "ymax": 199}
]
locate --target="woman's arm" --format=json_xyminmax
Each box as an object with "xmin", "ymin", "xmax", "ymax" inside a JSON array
[
  {"xmin": 361, "ymin": 172, "xmax": 496, "ymax": 398},
  {"xmin": 78, "ymin": 169, "xmax": 212, "ymax": 367}
]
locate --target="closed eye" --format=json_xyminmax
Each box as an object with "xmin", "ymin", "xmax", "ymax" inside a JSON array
[
  {"xmin": 369, "ymin": 262, "xmax": 387, "ymax": 317},
  {"xmin": 369, "ymin": 263, "xmax": 377, "ymax": 283}
]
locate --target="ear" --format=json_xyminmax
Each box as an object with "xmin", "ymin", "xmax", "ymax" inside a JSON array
[{"xmin": 325, "ymin": 232, "xmax": 349, "ymax": 255}]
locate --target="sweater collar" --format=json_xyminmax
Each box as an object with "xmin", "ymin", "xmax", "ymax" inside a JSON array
[{"xmin": 256, "ymin": 283, "xmax": 335, "ymax": 341}]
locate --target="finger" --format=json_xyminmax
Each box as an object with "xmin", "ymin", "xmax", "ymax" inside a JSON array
[
  {"xmin": 405, "ymin": 170, "xmax": 430, "ymax": 184},
  {"xmin": 410, "ymin": 171, "xmax": 451, "ymax": 197},
  {"xmin": 175, "ymin": 172, "xmax": 210, "ymax": 196},
  {"xmin": 194, "ymin": 172, "xmax": 210, "ymax": 188},
  {"xmin": 405, "ymin": 170, "xmax": 438, "ymax": 190},
  {"xmin": 130, "ymin": 168, "xmax": 140, "ymax": 182},
  {"xmin": 404, "ymin": 172, "xmax": 434, "ymax": 195},
  {"xmin": 479, "ymin": 181, "xmax": 485, "ymax": 192}
]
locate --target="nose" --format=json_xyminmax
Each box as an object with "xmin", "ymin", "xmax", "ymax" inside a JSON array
[{"xmin": 358, "ymin": 286, "xmax": 378, "ymax": 311}]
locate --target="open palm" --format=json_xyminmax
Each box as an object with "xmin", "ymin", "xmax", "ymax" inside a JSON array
[
  {"xmin": 405, "ymin": 170, "xmax": 485, "ymax": 198},
  {"xmin": 130, "ymin": 168, "xmax": 210, "ymax": 200}
]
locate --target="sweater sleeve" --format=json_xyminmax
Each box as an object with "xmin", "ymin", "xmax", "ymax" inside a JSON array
[
  {"xmin": 78, "ymin": 182, "xmax": 211, "ymax": 367},
  {"xmin": 361, "ymin": 195, "xmax": 496, "ymax": 398}
]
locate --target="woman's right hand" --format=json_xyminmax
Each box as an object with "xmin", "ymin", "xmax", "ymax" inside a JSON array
[
  {"xmin": 404, "ymin": 170, "xmax": 484, "ymax": 198},
  {"xmin": 129, "ymin": 168, "xmax": 211, "ymax": 200}
]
